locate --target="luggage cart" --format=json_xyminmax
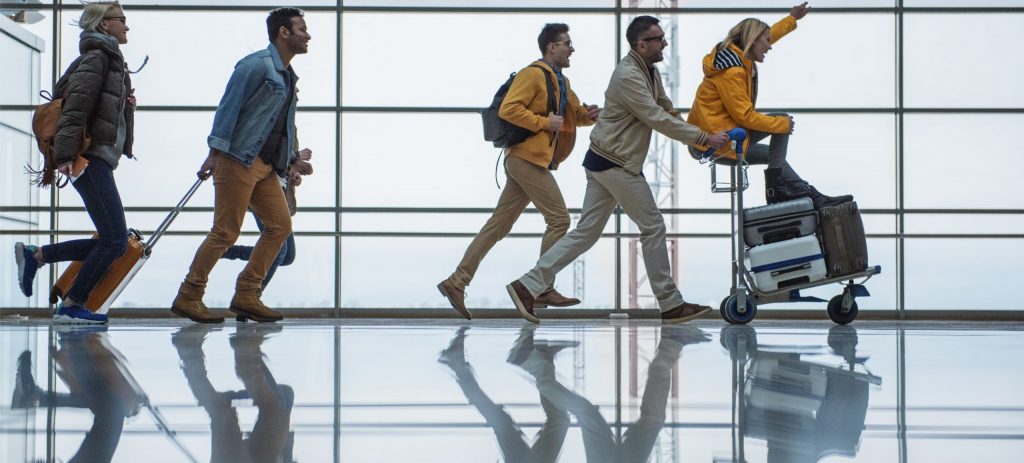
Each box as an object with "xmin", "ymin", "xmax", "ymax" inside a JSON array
[{"xmin": 702, "ymin": 129, "xmax": 881, "ymax": 325}]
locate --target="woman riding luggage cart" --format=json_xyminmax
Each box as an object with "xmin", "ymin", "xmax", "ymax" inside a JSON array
[{"xmin": 687, "ymin": 3, "xmax": 879, "ymax": 324}]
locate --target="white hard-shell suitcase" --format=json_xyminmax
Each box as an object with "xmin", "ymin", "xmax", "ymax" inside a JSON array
[
  {"xmin": 743, "ymin": 197, "xmax": 817, "ymax": 246},
  {"xmin": 747, "ymin": 235, "xmax": 826, "ymax": 291}
]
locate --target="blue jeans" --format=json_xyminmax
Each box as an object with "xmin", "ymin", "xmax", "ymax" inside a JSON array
[
  {"xmin": 221, "ymin": 213, "xmax": 295, "ymax": 288},
  {"xmin": 41, "ymin": 156, "xmax": 128, "ymax": 303}
]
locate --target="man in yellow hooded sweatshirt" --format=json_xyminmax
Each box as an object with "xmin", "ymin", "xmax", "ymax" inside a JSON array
[{"xmin": 438, "ymin": 23, "xmax": 600, "ymax": 320}]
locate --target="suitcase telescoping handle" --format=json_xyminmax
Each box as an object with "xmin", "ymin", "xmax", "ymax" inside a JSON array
[{"xmin": 145, "ymin": 177, "xmax": 206, "ymax": 253}]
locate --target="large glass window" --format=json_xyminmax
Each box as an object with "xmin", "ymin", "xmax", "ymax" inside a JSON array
[{"xmin": 2, "ymin": 3, "xmax": 1022, "ymax": 315}]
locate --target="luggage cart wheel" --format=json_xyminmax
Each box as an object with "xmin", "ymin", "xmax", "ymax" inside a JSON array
[
  {"xmin": 721, "ymin": 294, "xmax": 757, "ymax": 325},
  {"xmin": 827, "ymin": 292, "xmax": 858, "ymax": 325}
]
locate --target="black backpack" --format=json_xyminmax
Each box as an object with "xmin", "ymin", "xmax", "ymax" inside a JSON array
[{"xmin": 481, "ymin": 64, "xmax": 556, "ymax": 148}]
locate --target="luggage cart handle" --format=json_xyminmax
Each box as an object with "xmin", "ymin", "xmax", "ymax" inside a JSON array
[
  {"xmin": 146, "ymin": 177, "xmax": 206, "ymax": 253},
  {"xmin": 699, "ymin": 127, "xmax": 747, "ymax": 162},
  {"xmin": 707, "ymin": 128, "xmax": 751, "ymax": 193}
]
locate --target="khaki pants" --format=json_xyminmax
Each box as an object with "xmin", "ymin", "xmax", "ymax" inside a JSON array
[
  {"xmin": 448, "ymin": 155, "xmax": 570, "ymax": 291},
  {"xmin": 520, "ymin": 167, "xmax": 685, "ymax": 311},
  {"xmin": 183, "ymin": 157, "xmax": 291, "ymax": 296}
]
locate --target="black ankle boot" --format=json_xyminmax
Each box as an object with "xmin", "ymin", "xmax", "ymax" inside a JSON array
[
  {"xmin": 796, "ymin": 183, "xmax": 853, "ymax": 209},
  {"xmin": 764, "ymin": 168, "xmax": 810, "ymax": 204},
  {"xmin": 786, "ymin": 181, "xmax": 851, "ymax": 208}
]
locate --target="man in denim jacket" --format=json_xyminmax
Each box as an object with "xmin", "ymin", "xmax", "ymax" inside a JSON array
[{"xmin": 172, "ymin": 7, "xmax": 311, "ymax": 323}]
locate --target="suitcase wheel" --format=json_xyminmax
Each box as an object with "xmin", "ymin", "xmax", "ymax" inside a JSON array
[
  {"xmin": 721, "ymin": 294, "xmax": 757, "ymax": 325},
  {"xmin": 827, "ymin": 292, "xmax": 859, "ymax": 325}
]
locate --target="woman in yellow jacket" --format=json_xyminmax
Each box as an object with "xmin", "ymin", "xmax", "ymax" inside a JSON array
[{"xmin": 687, "ymin": 2, "xmax": 851, "ymax": 209}]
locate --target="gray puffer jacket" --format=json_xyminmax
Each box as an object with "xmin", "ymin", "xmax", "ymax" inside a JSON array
[{"xmin": 53, "ymin": 32, "xmax": 134, "ymax": 165}]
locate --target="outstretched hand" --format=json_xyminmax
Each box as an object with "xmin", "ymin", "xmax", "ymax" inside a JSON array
[{"xmin": 791, "ymin": 2, "xmax": 811, "ymax": 20}]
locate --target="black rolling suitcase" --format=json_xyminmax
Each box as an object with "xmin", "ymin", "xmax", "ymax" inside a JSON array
[
  {"xmin": 818, "ymin": 201, "xmax": 868, "ymax": 277},
  {"xmin": 743, "ymin": 197, "xmax": 817, "ymax": 246}
]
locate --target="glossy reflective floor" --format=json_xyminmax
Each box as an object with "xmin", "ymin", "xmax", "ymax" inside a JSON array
[{"xmin": 1, "ymin": 320, "xmax": 1022, "ymax": 463}]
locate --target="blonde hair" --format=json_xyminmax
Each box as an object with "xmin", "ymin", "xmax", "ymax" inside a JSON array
[
  {"xmin": 74, "ymin": 1, "xmax": 122, "ymax": 33},
  {"xmin": 717, "ymin": 18, "xmax": 769, "ymax": 58}
]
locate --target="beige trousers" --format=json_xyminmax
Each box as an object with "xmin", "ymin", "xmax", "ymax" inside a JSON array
[{"xmin": 448, "ymin": 155, "xmax": 570, "ymax": 291}]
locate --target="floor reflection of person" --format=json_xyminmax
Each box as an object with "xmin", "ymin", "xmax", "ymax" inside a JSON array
[
  {"xmin": 439, "ymin": 325, "xmax": 709, "ymax": 463},
  {"xmin": 172, "ymin": 324, "xmax": 294, "ymax": 463},
  {"xmin": 720, "ymin": 325, "xmax": 880, "ymax": 463},
  {"xmin": 548, "ymin": 325, "xmax": 708, "ymax": 463},
  {"xmin": 439, "ymin": 326, "xmax": 571, "ymax": 463},
  {"xmin": 11, "ymin": 326, "xmax": 144, "ymax": 463}
]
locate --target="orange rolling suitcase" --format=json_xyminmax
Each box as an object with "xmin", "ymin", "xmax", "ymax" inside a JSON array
[{"xmin": 50, "ymin": 178, "xmax": 205, "ymax": 314}]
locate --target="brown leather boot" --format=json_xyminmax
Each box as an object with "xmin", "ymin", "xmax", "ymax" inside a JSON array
[
  {"xmin": 534, "ymin": 289, "xmax": 581, "ymax": 308},
  {"xmin": 437, "ymin": 280, "xmax": 472, "ymax": 320},
  {"xmin": 506, "ymin": 280, "xmax": 538, "ymax": 324},
  {"xmin": 171, "ymin": 285, "xmax": 225, "ymax": 323},
  {"xmin": 661, "ymin": 302, "xmax": 712, "ymax": 324},
  {"xmin": 230, "ymin": 292, "xmax": 283, "ymax": 323}
]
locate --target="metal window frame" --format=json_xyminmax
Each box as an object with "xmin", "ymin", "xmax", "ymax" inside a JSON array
[{"xmin": 3, "ymin": 3, "xmax": 1023, "ymax": 317}]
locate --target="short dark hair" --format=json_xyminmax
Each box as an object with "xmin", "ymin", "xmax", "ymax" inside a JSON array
[
  {"xmin": 538, "ymin": 23, "xmax": 569, "ymax": 54},
  {"xmin": 267, "ymin": 7, "xmax": 304, "ymax": 42},
  {"xmin": 626, "ymin": 15, "xmax": 660, "ymax": 49}
]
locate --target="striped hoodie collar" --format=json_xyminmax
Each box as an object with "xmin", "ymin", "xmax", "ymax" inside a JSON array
[{"xmin": 713, "ymin": 45, "xmax": 745, "ymax": 70}]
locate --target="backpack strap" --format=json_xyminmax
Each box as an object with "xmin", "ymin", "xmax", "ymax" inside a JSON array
[{"xmin": 528, "ymin": 64, "xmax": 559, "ymax": 116}]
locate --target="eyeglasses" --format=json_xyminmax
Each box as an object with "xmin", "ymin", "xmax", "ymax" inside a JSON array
[
  {"xmin": 551, "ymin": 40, "xmax": 573, "ymax": 48},
  {"xmin": 639, "ymin": 34, "xmax": 666, "ymax": 44},
  {"xmin": 103, "ymin": 16, "xmax": 127, "ymax": 25}
]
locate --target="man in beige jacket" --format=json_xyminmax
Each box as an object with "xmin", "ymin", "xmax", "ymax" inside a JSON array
[{"xmin": 507, "ymin": 15, "xmax": 729, "ymax": 324}]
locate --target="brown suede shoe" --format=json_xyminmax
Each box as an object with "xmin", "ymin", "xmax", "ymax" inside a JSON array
[
  {"xmin": 506, "ymin": 280, "xmax": 539, "ymax": 323},
  {"xmin": 534, "ymin": 289, "xmax": 581, "ymax": 308},
  {"xmin": 230, "ymin": 293, "xmax": 284, "ymax": 323},
  {"xmin": 171, "ymin": 294, "xmax": 225, "ymax": 324},
  {"xmin": 437, "ymin": 280, "xmax": 472, "ymax": 320},
  {"xmin": 661, "ymin": 302, "xmax": 712, "ymax": 324}
]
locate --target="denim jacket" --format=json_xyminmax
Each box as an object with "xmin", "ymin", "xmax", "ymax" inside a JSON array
[{"xmin": 208, "ymin": 44, "xmax": 298, "ymax": 167}]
